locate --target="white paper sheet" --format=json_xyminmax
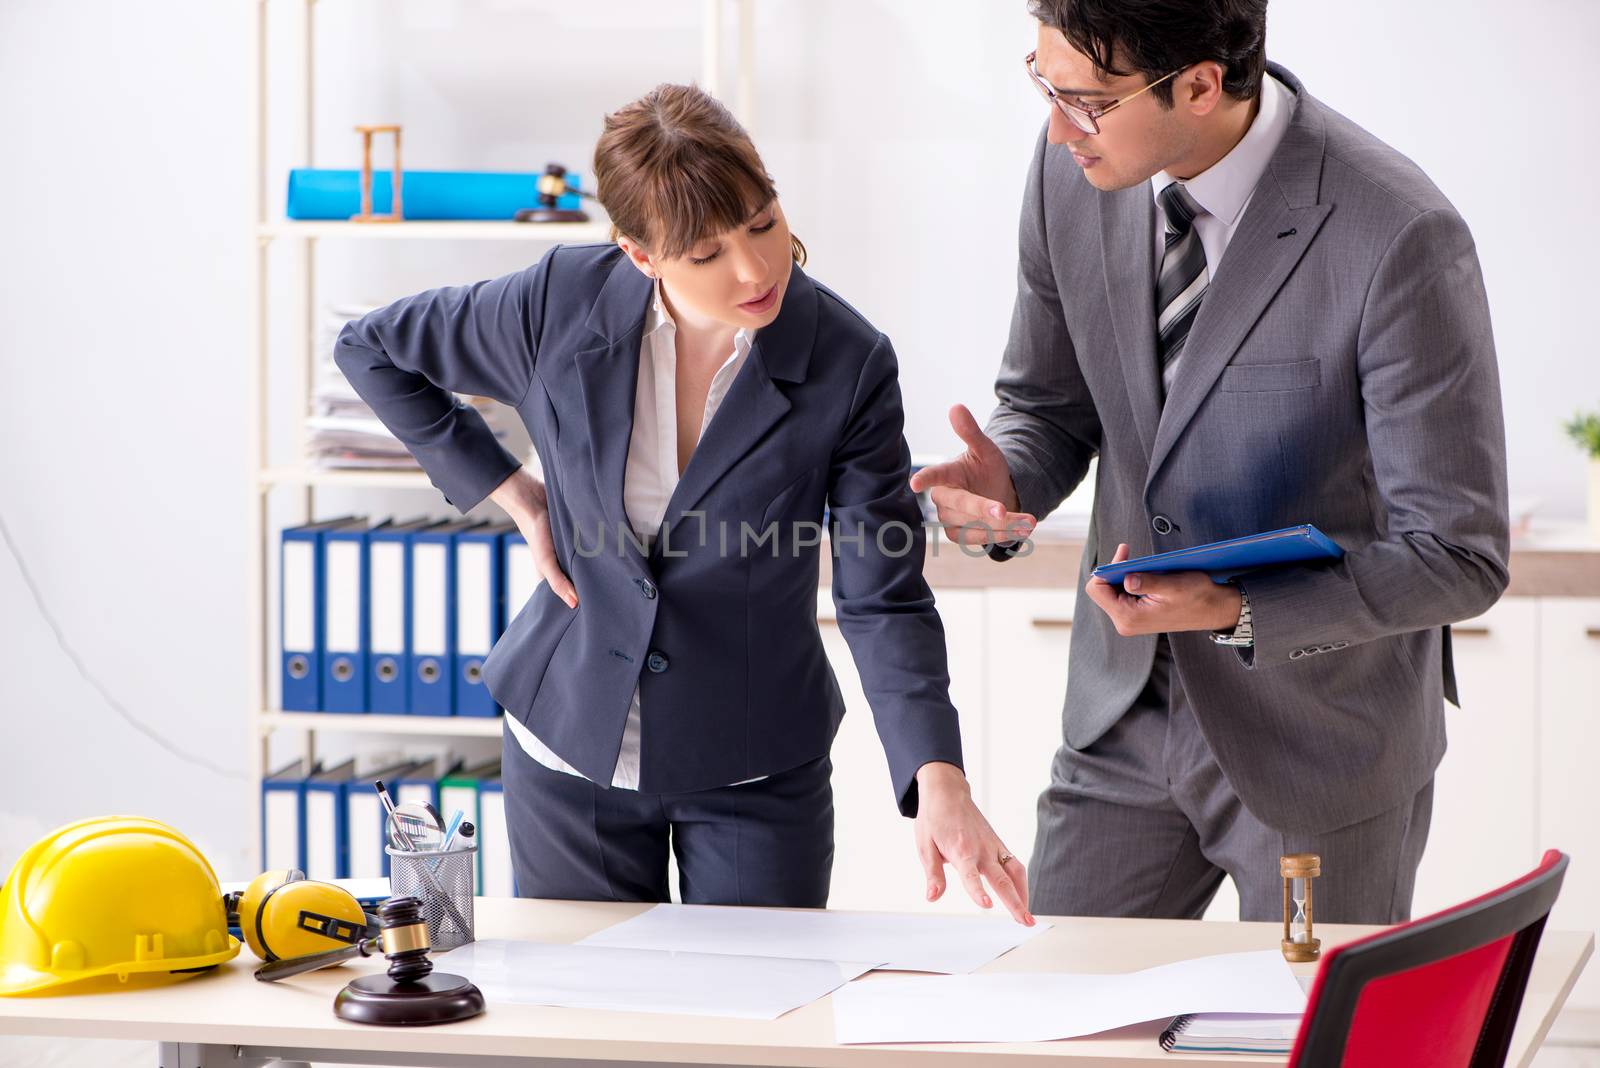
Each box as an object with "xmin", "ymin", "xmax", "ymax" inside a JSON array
[
  {"xmin": 578, "ymin": 903, "xmax": 1049, "ymax": 974},
  {"xmin": 830, "ymin": 950, "xmax": 1307, "ymax": 1044},
  {"xmin": 443, "ymin": 939, "xmax": 873, "ymax": 1020}
]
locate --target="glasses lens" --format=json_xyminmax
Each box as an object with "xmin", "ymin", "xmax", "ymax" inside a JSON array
[
  {"xmin": 1027, "ymin": 52, "xmax": 1098, "ymax": 134},
  {"xmin": 1066, "ymin": 103, "xmax": 1098, "ymax": 135},
  {"xmin": 1026, "ymin": 64, "xmax": 1054, "ymax": 104}
]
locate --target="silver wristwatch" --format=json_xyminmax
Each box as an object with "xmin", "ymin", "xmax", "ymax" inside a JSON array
[{"xmin": 1210, "ymin": 587, "xmax": 1254, "ymax": 647}]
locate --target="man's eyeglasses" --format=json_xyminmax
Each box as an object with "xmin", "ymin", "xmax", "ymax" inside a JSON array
[{"xmin": 1024, "ymin": 51, "xmax": 1182, "ymax": 135}]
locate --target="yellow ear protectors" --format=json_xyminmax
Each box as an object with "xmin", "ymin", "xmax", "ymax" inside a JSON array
[{"xmin": 223, "ymin": 870, "xmax": 378, "ymax": 963}]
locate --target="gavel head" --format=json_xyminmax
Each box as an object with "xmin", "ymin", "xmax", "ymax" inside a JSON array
[
  {"xmin": 376, "ymin": 896, "xmax": 433, "ymax": 984},
  {"xmin": 536, "ymin": 163, "xmax": 571, "ymax": 207}
]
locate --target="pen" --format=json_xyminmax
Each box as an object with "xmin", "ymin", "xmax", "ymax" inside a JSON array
[
  {"xmin": 428, "ymin": 810, "xmax": 466, "ymax": 875},
  {"xmin": 373, "ymin": 780, "xmax": 417, "ymax": 851},
  {"xmin": 440, "ymin": 809, "xmax": 465, "ymax": 851}
]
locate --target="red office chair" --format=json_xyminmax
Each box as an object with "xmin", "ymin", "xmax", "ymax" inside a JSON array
[{"xmin": 1288, "ymin": 849, "xmax": 1569, "ymax": 1067}]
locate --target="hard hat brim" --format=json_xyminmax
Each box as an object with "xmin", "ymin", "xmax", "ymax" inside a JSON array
[{"xmin": 0, "ymin": 936, "xmax": 242, "ymax": 997}]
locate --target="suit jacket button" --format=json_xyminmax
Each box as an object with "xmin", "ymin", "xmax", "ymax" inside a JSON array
[
  {"xmin": 646, "ymin": 651, "xmax": 670, "ymax": 673},
  {"xmin": 1151, "ymin": 515, "xmax": 1174, "ymax": 535},
  {"xmin": 636, "ymin": 578, "xmax": 657, "ymax": 600}
]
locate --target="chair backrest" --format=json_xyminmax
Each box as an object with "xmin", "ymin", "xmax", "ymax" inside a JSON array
[{"xmin": 1288, "ymin": 849, "xmax": 1569, "ymax": 1068}]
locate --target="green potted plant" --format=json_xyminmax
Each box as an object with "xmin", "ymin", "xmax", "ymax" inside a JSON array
[{"xmin": 1564, "ymin": 411, "xmax": 1600, "ymax": 538}]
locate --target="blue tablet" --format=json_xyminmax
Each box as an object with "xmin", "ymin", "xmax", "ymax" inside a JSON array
[{"xmin": 1090, "ymin": 524, "xmax": 1345, "ymax": 586}]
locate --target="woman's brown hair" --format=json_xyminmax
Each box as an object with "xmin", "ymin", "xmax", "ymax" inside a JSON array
[{"xmin": 593, "ymin": 83, "xmax": 806, "ymax": 266}]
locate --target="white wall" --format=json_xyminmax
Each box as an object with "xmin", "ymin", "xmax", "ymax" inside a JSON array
[{"xmin": 1, "ymin": 0, "xmax": 1595, "ymax": 891}]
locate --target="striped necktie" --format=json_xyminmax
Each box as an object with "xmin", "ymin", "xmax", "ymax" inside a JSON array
[{"xmin": 1155, "ymin": 182, "xmax": 1208, "ymax": 398}]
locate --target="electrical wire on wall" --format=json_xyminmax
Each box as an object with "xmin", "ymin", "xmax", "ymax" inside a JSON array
[{"xmin": 0, "ymin": 512, "xmax": 246, "ymax": 781}]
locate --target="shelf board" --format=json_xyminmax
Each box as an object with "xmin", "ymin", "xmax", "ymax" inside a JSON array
[
  {"xmin": 259, "ymin": 467, "xmax": 438, "ymax": 489},
  {"xmin": 259, "ymin": 220, "xmax": 613, "ymax": 242},
  {"xmin": 261, "ymin": 710, "xmax": 504, "ymax": 737}
]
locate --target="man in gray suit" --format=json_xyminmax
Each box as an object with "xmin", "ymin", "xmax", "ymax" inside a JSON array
[{"xmin": 912, "ymin": 0, "xmax": 1508, "ymax": 923}]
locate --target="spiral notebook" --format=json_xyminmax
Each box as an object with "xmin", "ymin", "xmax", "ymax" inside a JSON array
[
  {"xmin": 1159, "ymin": 1011, "xmax": 1302, "ymax": 1054},
  {"xmin": 1159, "ymin": 974, "xmax": 1313, "ymax": 1054}
]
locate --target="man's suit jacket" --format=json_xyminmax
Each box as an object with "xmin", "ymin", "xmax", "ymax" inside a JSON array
[
  {"xmin": 335, "ymin": 244, "xmax": 963, "ymax": 815},
  {"xmin": 986, "ymin": 63, "xmax": 1509, "ymax": 835}
]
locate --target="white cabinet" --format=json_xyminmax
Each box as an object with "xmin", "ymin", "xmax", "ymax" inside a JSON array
[
  {"xmin": 982, "ymin": 589, "xmax": 1075, "ymax": 872},
  {"xmin": 1412, "ymin": 598, "xmax": 1542, "ymax": 916},
  {"xmin": 820, "ymin": 589, "xmax": 989, "ymax": 913},
  {"xmin": 1538, "ymin": 598, "xmax": 1600, "ymax": 1011}
]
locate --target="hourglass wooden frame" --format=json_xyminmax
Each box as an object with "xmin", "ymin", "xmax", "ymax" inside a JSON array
[
  {"xmin": 1281, "ymin": 853, "xmax": 1322, "ymax": 962},
  {"xmin": 350, "ymin": 124, "xmax": 403, "ymax": 223}
]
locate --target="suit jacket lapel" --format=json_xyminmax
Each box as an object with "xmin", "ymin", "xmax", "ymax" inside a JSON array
[
  {"xmin": 1146, "ymin": 67, "xmax": 1334, "ymax": 488},
  {"xmin": 1100, "ymin": 185, "xmax": 1161, "ymax": 462},
  {"xmin": 657, "ymin": 265, "xmax": 817, "ymax": 537},
  {"xmin": 574, "ymin": 258, "xmax": 651, "ymax": 558}
]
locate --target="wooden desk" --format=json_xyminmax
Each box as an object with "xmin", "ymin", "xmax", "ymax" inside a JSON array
[{"xmin": 0, "ymin": 898, "xmax": 1589, "ymax": 1068}]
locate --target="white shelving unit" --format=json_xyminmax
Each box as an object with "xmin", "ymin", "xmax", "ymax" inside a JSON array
[{"xmin": 244, "ymin": 0, "xmax": 756, "ymax": 867}]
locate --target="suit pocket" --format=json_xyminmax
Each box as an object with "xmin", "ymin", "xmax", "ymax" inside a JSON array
[
  {"xmin": 1217, "ymin": 359, "xmax": 1321, "ymax": 393},
  {"xmin": 482, "ymin": 580, "xmax": 580, "ymax": 717},
  {"xmin": 760, "ymin": 465, "xmax": 824, "ymax": 526}
]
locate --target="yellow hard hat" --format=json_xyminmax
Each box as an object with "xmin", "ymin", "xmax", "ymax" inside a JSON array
[
  {"xmin": 226, "ymin": 870, "xmax": 375, "ymax": 963},
  {"xmin": 0, "ymin": 816, "xmax": 240, "ymax": 996}
]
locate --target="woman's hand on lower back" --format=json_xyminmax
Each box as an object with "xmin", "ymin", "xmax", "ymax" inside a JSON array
[{"xmin": 490, "ymin": 468, "xmax": 577, "ymax": 609}]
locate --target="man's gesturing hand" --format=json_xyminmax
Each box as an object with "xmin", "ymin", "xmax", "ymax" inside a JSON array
[{"xmin": 908, "ymin": 404, "xmax": 1036, "ymax": 547}]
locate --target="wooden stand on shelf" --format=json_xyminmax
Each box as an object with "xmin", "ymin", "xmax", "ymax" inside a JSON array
[{"xmin": 351, "ymin": 124, "xmax": 403, "ymax": 223}]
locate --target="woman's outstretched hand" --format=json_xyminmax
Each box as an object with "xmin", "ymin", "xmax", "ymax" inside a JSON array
[{"xmin": 913, "ymin": 761, "xmax": 1035, "ymax": 926}]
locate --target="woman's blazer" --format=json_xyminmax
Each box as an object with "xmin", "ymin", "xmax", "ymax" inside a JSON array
[{"xmin": 335, "ymin": 242, "xmax": 963, "ymax": 815}]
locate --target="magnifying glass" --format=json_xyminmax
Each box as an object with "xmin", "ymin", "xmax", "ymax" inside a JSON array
[{"xmin": 386, "ymin": 799, "xmax": 445, "ymax": 852}]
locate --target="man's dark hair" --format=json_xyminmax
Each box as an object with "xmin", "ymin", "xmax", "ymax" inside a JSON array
[{"xmin": 1028, "ymin": 0, "xmax": 1268, "ymax": 106}]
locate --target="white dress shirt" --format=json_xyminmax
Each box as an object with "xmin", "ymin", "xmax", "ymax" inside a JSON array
[
  {"xmin": 1150, "ymin": 72, "xmax": 1294, "ymax": 280},
  {"xmin": 506, "ymin": 280, "xmax": 760, "ymax": 790}
]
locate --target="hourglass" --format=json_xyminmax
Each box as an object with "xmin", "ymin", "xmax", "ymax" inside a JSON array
[{"xmin": 1280, "ymin": 853, "xmax": 1321, "ymax": 962}]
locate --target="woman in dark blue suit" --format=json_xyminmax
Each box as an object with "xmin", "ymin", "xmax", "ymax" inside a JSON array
[{"xmin": 336, "ymin": 84, "xmax": 1031, "ymax": 923}]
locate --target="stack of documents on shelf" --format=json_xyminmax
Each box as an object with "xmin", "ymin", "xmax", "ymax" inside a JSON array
[
  {"xmin": 578, "ymin": 902, "xmax": 1049, "ymax": 974},
  {"xmin": 830, "ymin": 949, "xmax": 1307, "ymax": 1045},
  {"xmin": 309, "ymin": 303, "xmax": 520, "ymax": 470},
  {"xmin": 310, "ymin": 303, "xmax": 401, "ymax": 470}
]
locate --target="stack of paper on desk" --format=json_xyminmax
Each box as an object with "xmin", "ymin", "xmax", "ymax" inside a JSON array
[
  {"xmin": 445, "ymin": 939, "xmax": 871, "ymax": 1020},
  {"xmin": 830, "ymin": 950, "xmax": 1307, "ymax": 1044},
  {"xmin": 577, "ymin": 903, "xmax": 1050, "ymax": 974}
]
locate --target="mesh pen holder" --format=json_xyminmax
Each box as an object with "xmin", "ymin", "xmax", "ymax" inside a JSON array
[{"xmin": 385, "ymin": 844, "xmax": 477, "ymax": 950}]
